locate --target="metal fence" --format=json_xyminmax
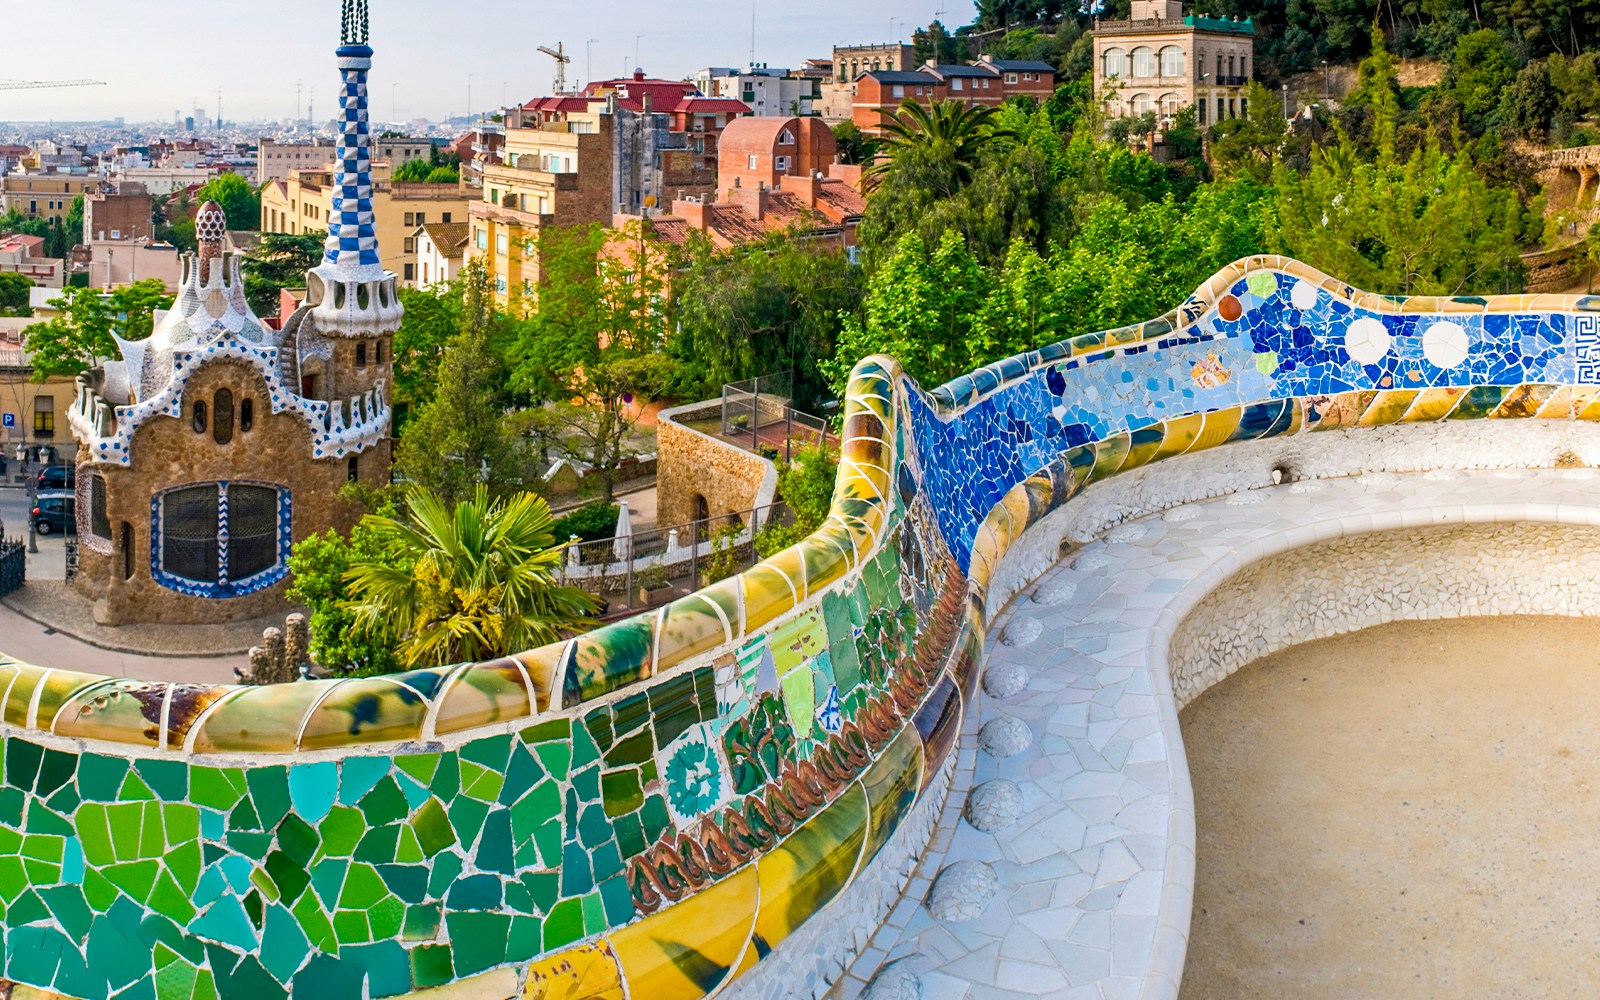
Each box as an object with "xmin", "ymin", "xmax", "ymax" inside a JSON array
[
  {"xmin": 557, "ymin": 501, "xmax": 787, "ymax": 618},
  {"xmin": 721, "ymin": 374, "xmax": 832, "ymax": 462},
  {"xmin": 0, "ymin": 539, "xmax": 26, "ymax": 597}
]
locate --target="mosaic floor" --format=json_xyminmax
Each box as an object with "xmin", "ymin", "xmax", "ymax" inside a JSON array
[{"xmin": 835, "ymin": 468, "xmax": 1600, "ymax": 1000}]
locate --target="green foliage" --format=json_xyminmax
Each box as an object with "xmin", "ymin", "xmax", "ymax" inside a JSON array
[
  {"xmin": 240, "ymin": 230, "xmax": 325, "ymax": 316},
  {"xmin": 393, "ymin": 282, "xmax": 460, "ymax": 419},
  {"xmin": 0, "ymin": 272, "xmax": 31, "ymax": 316},
  {"xmin": 867, "ymin": 99, "xmax": 1015, "ymax": 197},
  {"xmin": 23, "ymin": 279, "xmax": 173, "ymax": 381},
  {"xmin": 0, "ymin": 210, "xmax": 71, "ymax": 259},
  {"xmin": 510, "ymin": 223, "xmax": 681, "ymax": 501},
  {"xmin": 1269, "ymin": 131, "xmax": 1526, "ymax": 295},
  {"xmin": 1500, "ymin": 61, "xmax": 1560, "ymax": 141},
  {"xmin": 286, "ymin": 494, "xmax": 400, "ymax": 677},
  {"xmin": 394, "ymin": 259, "xmax": 532, "ymax": 503},
  {"xmin": 831, "ymin": 121, "xmax": 877, "ymax": 166},
  {"xmin": 668, "ymin": 230, "xmax": 863, "ymax": 410},
  {"xmin": 193, "ymin": 173, "xmax": 260, "ymax": 231},
  {"xmin": 393, "ymin": 158, "xmax": 460, "ymax": 185},
  {"xmin": 755, "ymin": 444, "xmax": 840, "ymax": 558},
  {"xmin": 343, "ymin": 485, "xmax": 600, "ymax": 668},
  {"xmin": 1209, "ymin": 82, "xmax": 1289, "ymax": 182},
  {"xmin": 1445, "ymin": 29, "xmax": 1516, "ymax": 135},
  {"xmin": 911, "ymin": 20, "xmax": 967, "ymax": 65},
  {"xmin": 550, "ymin": 501, "xmax": 619, "ymax": 543}
]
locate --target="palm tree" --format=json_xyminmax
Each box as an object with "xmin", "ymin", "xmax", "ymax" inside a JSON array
[
  {"xmin": 344, "ymin": 485, "xmax": 600, "ymax": 668},
  {"xmin": 866, "ymin": 98, "xmax": 1015, "ymax": 196}
]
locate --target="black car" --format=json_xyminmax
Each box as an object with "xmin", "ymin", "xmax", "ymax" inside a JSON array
[
  {"xmin": 36, "ymin": 465, "xmax": 75, "ymax": 491},
  {"xmin": 32, "ymin": 493, "xmax": 74, "ymax": 536}
]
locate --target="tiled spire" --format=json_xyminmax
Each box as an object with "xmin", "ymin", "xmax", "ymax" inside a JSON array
[{"xmin": 322, "ymin": 3, "xmax": 379, "ymax": 278}]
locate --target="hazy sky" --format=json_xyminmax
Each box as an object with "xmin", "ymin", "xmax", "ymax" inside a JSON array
[{"xmin": 1, "ymin": 0, "xmax": 978, "ymax": 125}]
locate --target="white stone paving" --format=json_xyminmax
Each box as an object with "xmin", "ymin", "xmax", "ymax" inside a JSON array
[{"xmin": 835, "ymin": 468, "xmax": 1600, "ymax": 1000}]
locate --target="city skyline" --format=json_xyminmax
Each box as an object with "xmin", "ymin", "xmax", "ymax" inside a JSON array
[{"xmin": 0, "ymin": 0, "xmax": 978, "ymax": 125}]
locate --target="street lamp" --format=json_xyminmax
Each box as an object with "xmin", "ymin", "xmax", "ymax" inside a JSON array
[
  {"xmin": 1321, "ymin": 60, "xmax": 1329, "ymax": 99},
  {"xmin": 1281, "ymin": 82, "xmax": 1289, "ymax": 118},
  {"xmin": 586, "ymin": 38, "xmax": 599, "ymax": 90}
]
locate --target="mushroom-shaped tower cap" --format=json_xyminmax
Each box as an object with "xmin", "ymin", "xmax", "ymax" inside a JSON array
[{"xmin": 195, "ymin": 200, "xmax": 227, "ymax": 246}]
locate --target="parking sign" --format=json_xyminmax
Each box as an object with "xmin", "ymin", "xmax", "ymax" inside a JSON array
[{"xmin": 2, "ymin": 414, "xmax": 14, "ymax": 428}]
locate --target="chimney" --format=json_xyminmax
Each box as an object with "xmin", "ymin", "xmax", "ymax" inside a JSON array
[
  {"xmin": 675, "ymin": 197, "xmax": 711, "ymax": 231},
  {"xmin": 726, "ymin": 180, "xmax": 768, "ymax": 220},
  {"xmin": 786, "ymin": 172, "xmax": 820, "ymax": 208},
  {"xmin": 633, "ymin": 69, "xmax": 645, "ymax": 81},
  {"xmin": 642, "ymin": 91, "xmax": 653, "ymax": 113}
]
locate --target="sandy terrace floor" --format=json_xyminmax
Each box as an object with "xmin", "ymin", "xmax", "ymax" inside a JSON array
[{"xmin": 1181, "ymin": 615, "xmax": 1600, "ymax": 999}]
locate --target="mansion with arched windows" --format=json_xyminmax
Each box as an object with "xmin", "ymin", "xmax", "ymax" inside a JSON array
[{"xmin": 1091, "ymin": 0, "xmax": 1256, "ymax": 129}]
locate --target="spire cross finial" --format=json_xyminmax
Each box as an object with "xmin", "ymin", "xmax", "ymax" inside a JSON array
[{"xmin": 341, "ymin": 0, "xmax": 369, "ymax": 46}]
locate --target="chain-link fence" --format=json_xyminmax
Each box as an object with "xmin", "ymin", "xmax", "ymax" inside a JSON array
[
  {"xmin": 557, "ymin": 500, "xmax": 787, "ymax": 619},
  {"xmin": 721, "ymin": 373, "xmax": 834, "ymax": 462}
]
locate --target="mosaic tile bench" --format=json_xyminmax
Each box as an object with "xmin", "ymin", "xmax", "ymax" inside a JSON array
[{"xmin": 3, "ymin": 256, "xmax": 1600, "ymax": 1000}]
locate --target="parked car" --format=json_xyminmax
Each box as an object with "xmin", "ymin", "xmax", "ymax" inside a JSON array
[
  {"xmin": 32, "ymin": 492, "xmax": 75, "ymax": 536},
  {"xmin": 36, "ymin": 465, "xmax": 74, "ymax": 491}
]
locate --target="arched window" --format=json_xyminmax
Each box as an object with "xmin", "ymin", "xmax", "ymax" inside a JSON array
[
  {"xmin": 213, "ymin": 389, "xmax": 234, "ymax": 445},
  {"xmin": 1131, "ymin": 93, "xmax": 1153, "ymax": 116},
  {"xmin": 375, "ymin": 341, "xmax": 385, "ymax": 364},
  {"xmin": 155, "ymin": 482, "xmax": 289, "ymax": 595},
  {"xmin": 1159, "ymin": 46, "xmax": 1184, "ymax": 78},
  {"xmin": 1240, "ymin": 55, "xmax": 1249, "ymax": 78},
  {"xmin": 192, "ymin": 400, "xmax": 207, "ymax": 433},
  {"xmin": 1159, "ymin": 93, "xmax": 1181, "ymax": 117},
  {"xmin": 1102, "ymin": 48, "xmax": 1126, "ymax": 79},
  {"xmin": 1131, "ymin": 47, "xmax": 1156, "ymax": 78},
  {"xmin": 240, "ymin": 398, "xmax": 254, "ymax": 433},
  {"xmin": 1216, "ymin": 53, "xmax": 1224, "ymax": 80},
  {"xmin": 1196, "ymin": 49, "xmax": 1206, "ymax": 80}
]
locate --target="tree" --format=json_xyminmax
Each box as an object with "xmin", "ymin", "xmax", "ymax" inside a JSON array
[
  {"xmin": 1269, "ymin": 131, "xmax": 1525, "ymax": 295},
  {"xmin": 23, "ymin": 279, "xmax": 174, "ymax": 381},
  {"xmin": 1209, "ymin": 81, "xmax": 1289, "ymax": 182},
  {"xmin": 393, "ymin": 283, "xmax": 460, "ymax": 420},
  {"xmin": 754, "ymin": 443, "xmax": 840, "ymax": 557},
  {"xmin": 832, "ymin": 121, "xmax": 878, "ymax": 166},
  {"xmin": 286, "ymin": 490, "xmax": 401, "ymax": 676},
  {"xmin": 1500, "ymin": 61, "xmax": 1560, "ymax": 141},
  {"xmin": 1444, "ymin": 28, "xmax": 1516, "ymax": 135},
  {"xmin": 343, "ymin": 485, "xmax": 600, "ymax": 668},
  {"xmin": 0, "ymin": 273, "xmax": 31, "ymax": 316},
  {"xmin": 511, "ymin": 223, "xmax": 682, "ymax": 501},
  {"xmin": 867, "ymin": 99, "xmax": 1014, "ymax": 197},
  {"xmin": 394, "ymin": 259, "xmax": 530, "ymax": 503},
  {"xmin": 240, "ymin": 230, "xmax": 325, "ymax": 316},
  {"xmin": 669, "ymin": 231, "xmax": 864, "ymax": 410},
  {"xmin": 193, "ymin": 173, "xmax": 261, "ymax": 231},
  {"xmin": 911, "ymin": 19, "xmax": 967, "ymax": 66}
]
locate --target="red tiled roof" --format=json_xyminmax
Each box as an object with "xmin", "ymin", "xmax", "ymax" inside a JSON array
[
  {"xmin": 814, "ymin": 183, "xmax": 867, "ymax": 222},
  {"xmin": 670, "ymin": 98, "xmax": 750, "ymax": 114},
  {"xmin": 646, "ymin": 218, "xmax": 693, "ymax": 246}
]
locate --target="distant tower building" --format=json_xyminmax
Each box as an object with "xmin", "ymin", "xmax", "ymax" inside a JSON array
[
  {"xmin": 1091, "ymin": 0, "xmax": 1256, "ymax": 129},
  {"xmin": 67, "ymin": 1, "xmax": 398, "ymax": 626}
]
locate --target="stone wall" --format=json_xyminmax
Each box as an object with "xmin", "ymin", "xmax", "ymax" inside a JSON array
[
  {"xmin": 654, "ymin": 400, "xmax": 777, "ymax": 527},
  {"xmin": 73, "ymin": 358, "xmax": 384, "ymax": 625},
  {"xmin": 1168, "ymin": 520, "xmax": 1600, "ymax": 709}
]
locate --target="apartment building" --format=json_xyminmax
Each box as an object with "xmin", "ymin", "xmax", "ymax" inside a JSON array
[
  {"xmin": 817, "ymin": 43, "xmax": 917, "ymax": 121},
  {"xmin": 411, "ymin": 221, "xmax": 469, "ymax": 290},
  {"xmin": 0, "ymin": 234, "xmax": 63, "ymax": 288},
  {"xmin": 853, "ymin": 57, "xmax": 1057, "ymax": 132},
  {"xmin": 691, "ymin": 65, "xmax": 819, "ymax": 117},
  {"xmin": 0, "ymin": 174, "xmax": 101, "ymax": 223},
  {"xmin": 1091, "ymin": 0, "xmax": 1257, "ymax": 126},
  {"xmin": 83, "ymin": 187, "xmax": 154, "ymax": 243}
]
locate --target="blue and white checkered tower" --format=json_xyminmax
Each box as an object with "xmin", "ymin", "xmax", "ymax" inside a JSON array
[{"xmin": 304, "ymin": 0, "xmax": 402, "ymax": 339}]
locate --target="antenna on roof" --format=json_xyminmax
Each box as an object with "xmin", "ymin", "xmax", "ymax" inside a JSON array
[{"xmin": 750, "ymin": 0, "xmax": 756, "ymax": 68}]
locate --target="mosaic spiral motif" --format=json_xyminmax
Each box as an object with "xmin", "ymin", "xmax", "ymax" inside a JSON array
[{"xmin": 4, "ymin": 256, "xmax": 1600, "ymax": 999}]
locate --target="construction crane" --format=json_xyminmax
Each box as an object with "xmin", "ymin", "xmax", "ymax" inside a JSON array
[
  {"xmin": 537, "ymin": 43, "xmax": 571, "ymax": 95},
  {"xmin": 0, "ymin": 79, "xmax": 106, "ymax": 92}
]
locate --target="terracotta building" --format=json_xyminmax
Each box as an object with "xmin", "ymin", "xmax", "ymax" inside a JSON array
[
  {"xmin": 68, "ymin": 9, "xmax": 398, "ymax": 627},
  {"xmin": 83, "ymin": 186, "xmax": 154, "ymax": 243},
  {"xmin": 1091, "ymin": 0, "xmax": 1257, "ymax": 127}
]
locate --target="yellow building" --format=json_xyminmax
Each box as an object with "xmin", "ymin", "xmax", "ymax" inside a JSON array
[
  {"xmin": 0, "ymin": 325, "xmax": 83, "ymax": 467},
  {"xmin": 1092, "ymin": 0, "xmax": 1257, "ymax": 128},
  {"xmin": 0, "ymin": 175, "xmax": 101, "ymax": 223},
  {"xmin": 260, "ymin": 163, "xmax": 469, "ymax": 286}
]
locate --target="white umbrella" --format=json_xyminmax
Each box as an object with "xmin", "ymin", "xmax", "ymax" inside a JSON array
[{"xmin": 612, "ymin": 501, "xmax": 633, "ymax": 563}]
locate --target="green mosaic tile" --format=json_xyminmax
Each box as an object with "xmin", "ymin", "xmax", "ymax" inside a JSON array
[
  {"xmin": 78, "ymin": 754, "xmax": 128, "ymax": 802},
  {"xmin": 600, "ymin": 770, "xmax": 643, "ymax": 817},
  {"xmin": 348, "ymin": 940, "xmax": 409, "ymax": 997},
  {"xmin": 560, "ymin": 839, "xmax": 593, "ymax": 896},
  {"xmin": 599, "ymin": 874, "xmax": 633, "ymax": 924},
  {"xmin": 332, "ymin": 908, "xmax": 369, "ymax": 943},
  {"xmin": 445, "ymin": 796, "xmax": 489, "ymax": 851},
  {"xmin": 507, "ymin": 913, "xmax": 542, "ymax": 963},
  {"xmin": 647, "ymin": 672, "xmax": 700, "ymax": 747},
  {"xmin": 591, "ymin": 839, "xmax": 623, "ymax": 883},
  {"xmin": 408, "ymin": 942, "xmax": 452, "ymax": 988},
  {"xmin": 497, "ymin": 744, "xmax": 544, "ymax": 806},
  {"xmin": 530, "ymin": 738, "xmax": 572, "ymax": 782},
  {"xmin": 219, "ymin": 955, "xmax": 286, "ymax": 1000},
  {"xmin": 189, "ymin": 767, "xmax": 247, "ymax": 812},
  {"xmin": 410, "ymin": 796, "xmax": 456, "ymax": 856},
  {"xmin": 290, "ymin": 889, "xmax": 337, "ymax": 953},
  {"xmin": 542, "ymin": 897, "xmax": 584, "ymax": 950},
  {"xmin": 524, "ymin": 870, "xmax": 559, "ymax": 914},
  {"xmin": 610, "ymin": 691, "xmax": 650, "ymax": 738},
  {"xmin": 445, "ymin": 873, "xmax": 501, "ymax": 910},
  {"xmin": 613, "ymin": 811, "xmax": 646, "ymax": 858},
  {"xmin": 337, "ymin": 758, "xmax": 390, "ymax": 805},
  {"xmin": 604, "ymin": 729, "xmax": 652, "ymax": 769},
  {"xmin": 245, "ymin": 768, "xmax": 292, "ymax": 829},
  {"xmin": 580, "ymin": 890, "xmax": 605, "ymax": 933},
  {"xmin": 392, "ymin": 770, "xmax": 431, "ymax": 811},
  {"xmin": 458, "ymin": 761, "xmax": 504, "ymax": 802},
  {"xmin": 402, "ymin": 901, "xmax": 441, "ymax": 941},
  {"xmin": 276, "ymin": 814, "xmax": 319, "ymax": 866},
  {"xmin": 191, "ymin": 893, "xmax": 256, "ymax": 951},
  {"xmin": 475, "ymin": 809, "xmax": 513, "ymax": 875},
  {"xmin": 37, "ymin": 883, "xmax": 93, "ymax": 941},
  {"xmin": 242, "ymin": 888, "xmax": 265, "ymax": 929},
  {"xmin": 259, "ymin": 903, "xmax": 310, "ymax": 984},
  {"xmin": 292, "ymin": 953, "xmax": 362, "ymax": 999},
  {"xmin": 265, "ymin": 850, "xmax": 311, "ymax": 903},
  {"xmin": 446, "ymin": 911, "xmax": 510, "ymax": 976},
  {"xmin": 458, "ymin": 733, "xmax": 512, "ymax": 773},
  {"xmin": 357, "ymin": 775, "xmax": 408, "ymax": 825},
  {"xmin": 353, "ymin": 824, "xmax": 400, "ymax": 864},
  {"xmin": 36, "ymin": 747, "xmax": 76, "ymax": 798},
  {"xmin": 4, "ymin": 738, "xmax": 41, "ymax": 791},
  {"xmin": 286, "ymin": 762, "xmax": 338, "ymax": 825},
  {"xmin": 134, "ymin": 759, "xmax": 188, "ymax": 801},
  {"xmin": 316, "ymin": 805, "xmax": 365, "ymax": 858},
  {"xmin": 148, "ymin": 867, "xmax": 197, "ymax": 924},
  {"xmin": 376, "ymin": 863, "xmax": 428, "ymax": 904},
  {"xmin": 370, "ymin": 894, "xmax": 405, "ymax": 939},
  {"xmin": 426, "ymin": 752, "xmax": 460, "ymax": 801},
  {"xmin": 308, "ymin": 857, "xmax": 348, "ymax": 909},
  {"xmin": 395, "ymin": 753, "xmax": 439, "ymax": 787}
]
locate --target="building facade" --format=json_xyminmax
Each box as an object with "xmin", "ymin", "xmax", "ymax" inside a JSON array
[
  {"xmin": 260, "ymin": 165, "xmax": 468, "ymax": 286},
  {"xmin": 257, "ymin": 138, "xmax": 336, "ymax": 185},
  {"xmin": 83, "ymin": 188, "xmax": 155, "ymax": 244},
  {"xmin": 1091, "ymin": 0, "xmax": 1256, "ymax": 127},
  {"xmin": 852, "ymin": 59, "xmax": 1057, "ymax": 132},
  {"xmin": 68, "ymin": 7, "xmax": 398, "ymax": 626},
  {"xmin": 690, "ymin": 66, "xmax": 819, "ymax": 117},
  {"xmin": 411, "ymin": 221, "xmax": 469, "ymax": 289},
  {"xmin": 0, "ymin": 234, "xmax": 63, "ymax": 289},
  {"xmin": 0, "ymin": 175, "xmax": 101, "ymax": 223}
]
